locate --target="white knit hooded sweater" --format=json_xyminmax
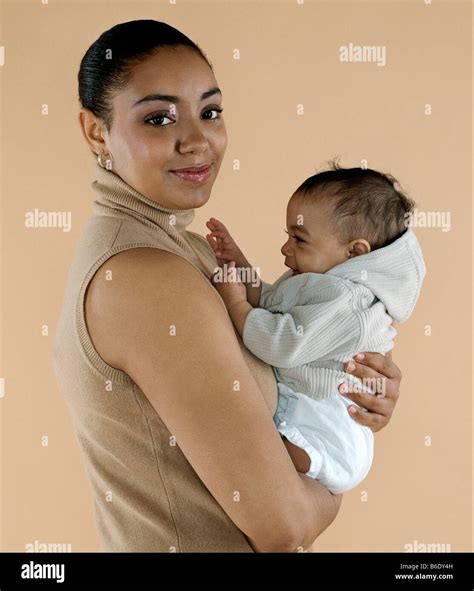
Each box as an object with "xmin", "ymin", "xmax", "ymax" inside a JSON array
[{"xmin": 242, "ymin": 228, "xmax": 426, "ymax": 400}]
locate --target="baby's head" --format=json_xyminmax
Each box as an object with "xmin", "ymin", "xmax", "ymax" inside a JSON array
[{"xmin": 282, "ymin": 160, "xmax": 415, "ymax": 275}]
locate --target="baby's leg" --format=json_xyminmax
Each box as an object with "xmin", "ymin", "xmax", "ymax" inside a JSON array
[
  {"xmin": 281, "ymin": 435, "xmax": 311, "ymax": 473},
  {"xmin": 275, "ymin": 383, "xmax": 374, "ymax": 493}
]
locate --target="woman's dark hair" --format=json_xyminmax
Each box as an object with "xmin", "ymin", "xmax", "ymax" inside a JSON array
[
  {"xmin": 294, "ymin": 158, "xmax": 416, "ymax": 250},
  {"xmin": 78, "ymin": 19, "xmax": 213, "ymax": 132}
]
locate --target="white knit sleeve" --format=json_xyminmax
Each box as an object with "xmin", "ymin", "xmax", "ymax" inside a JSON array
[
  {"xmin": 258, "ymin": 269, "xmax": 293, "ymax": 308},
  {"xmin": 258, "ymin": 280, "xmax": 274, "ymax": 306},
  {"xmin": 242, "ymin": 286, "xmax": 361, "ymax": 368}
]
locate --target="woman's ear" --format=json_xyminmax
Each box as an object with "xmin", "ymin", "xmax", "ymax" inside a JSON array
[
  {"xmin": 78, "ymin": 108, "xmax": 108, "ymax": 157},
  {"xmin": 347, "ymin": 238, "xmax": 371, "ymax": 258}
]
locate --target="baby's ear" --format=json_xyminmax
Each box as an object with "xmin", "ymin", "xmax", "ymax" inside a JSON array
[{"xmin": 348, "ymin": 238, "xmax": 371, "ymax": 258}]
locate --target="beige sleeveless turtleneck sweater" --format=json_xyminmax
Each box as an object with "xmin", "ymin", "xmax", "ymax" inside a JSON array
[{"xmin": 53, "ymin": 163, "xmax": 278, "ymax": 552}]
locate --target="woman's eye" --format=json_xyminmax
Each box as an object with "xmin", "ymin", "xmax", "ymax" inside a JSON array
[
  {"xmin": 146, "ymin": 107, "xmax": 223, "ymax": 126},
  {"xmin": 202, "ymin": 107, "xmax": 223, "ymax": 120},
  {"xmin": 146, "ymin": 113, "xmax": 174, "ymax": 127}
]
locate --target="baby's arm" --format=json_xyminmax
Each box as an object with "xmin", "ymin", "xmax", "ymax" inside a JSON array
[
  {"xmin": 211, "ymin": 261, "xmax": 254, "ymax": 335},
  {"xmin": 242, "ymin": 287, "xmax": 361, "ymax": 369},
  {"xmin": 206, "ymin": 217, "xmax": 262, "ymax": 307}
]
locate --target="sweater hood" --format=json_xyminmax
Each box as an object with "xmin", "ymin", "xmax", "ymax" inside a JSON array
[{"xmin": 326, "ymin": 228, "xmax": 426, "ymax": 323}]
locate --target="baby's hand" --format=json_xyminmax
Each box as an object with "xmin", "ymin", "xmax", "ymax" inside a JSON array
[
  {"xmin": 206, "ymin": 217, "xmax": 249, "ymax": 269},
  {"xmin": 211, "ymin": 261, "xmax": 248, "ymax": 308}
]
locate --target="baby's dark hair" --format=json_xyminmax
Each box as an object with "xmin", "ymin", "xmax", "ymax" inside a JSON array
[{"xmin": 294, "ymin": 159, "xmax": 415, "ymax": 250}]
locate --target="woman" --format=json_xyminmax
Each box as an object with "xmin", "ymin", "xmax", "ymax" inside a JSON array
[{"xmin": 53, "ymin": 20, "xmax": 402, "ymax": 553}]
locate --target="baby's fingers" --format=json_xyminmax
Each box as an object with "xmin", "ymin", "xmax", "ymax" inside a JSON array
[
  {"xmin": 205, "ymin": 233, "xmax": 219, "ymax": 252},
  {"xmin": 206, "ymin": 232, "xmax": 230, "ymax": 252},
  {"xmin": 206, "ymin": 235, "xmax": 235, "ymax": 263},
  {"xmin": 206, "ymin": 217, "xmax": 230, "ymax": 234},
  {"xmin": 207, "ymin": 229, "xmax": 232, "ymax": 243}
]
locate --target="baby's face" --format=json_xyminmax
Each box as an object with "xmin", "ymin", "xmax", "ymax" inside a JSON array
[{"xmin": 281, "ymin": 192, "xmax": 348, "ymax": 275}]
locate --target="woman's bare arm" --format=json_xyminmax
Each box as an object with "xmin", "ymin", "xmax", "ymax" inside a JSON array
[{"xmin": 84, "ymin": 247, "xmax": 341, "ymax": 552}]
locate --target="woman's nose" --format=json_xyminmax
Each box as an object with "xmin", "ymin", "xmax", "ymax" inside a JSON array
[{"xmin": 178, "ymin": 125, "xmax": 209, "ymax": 155}]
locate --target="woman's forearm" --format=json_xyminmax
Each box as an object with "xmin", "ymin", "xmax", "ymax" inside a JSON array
[{"xmin": 293, "ymin": 475, "xmax": 343, "ymax": 551}]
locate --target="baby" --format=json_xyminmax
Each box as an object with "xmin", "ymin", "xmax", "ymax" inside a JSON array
[{"xmin": 207, "ymin": 162, "xmax": 426, "ymax": 495}]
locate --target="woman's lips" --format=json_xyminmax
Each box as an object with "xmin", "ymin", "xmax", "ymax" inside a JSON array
[{"xmin": 170, "ymin": 164, "xmax": 211, "ymax": 183}]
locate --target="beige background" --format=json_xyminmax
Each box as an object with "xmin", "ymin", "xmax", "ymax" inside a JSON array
[{"xmin": 0, "ymin": 0, "xmax": 472, "ymax": 552}]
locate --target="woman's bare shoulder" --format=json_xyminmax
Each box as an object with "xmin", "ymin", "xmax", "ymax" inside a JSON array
[
  {"xmin": 102, "ymin": 246, "xmax": 206, "ymax": 281},
  {"xmin": 87, "ymin": 246, "xmax": 217, "ymax": 306},
  {"xmin": 84, "ymin": 247, "xmax": 226, "ymax": 368}
]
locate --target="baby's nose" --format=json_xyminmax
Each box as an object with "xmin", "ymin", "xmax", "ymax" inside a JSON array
[{"xmin": 281, "ymin": 240, "xmax": 292, "ymax": 257}]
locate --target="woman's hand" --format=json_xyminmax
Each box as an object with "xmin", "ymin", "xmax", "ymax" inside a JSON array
[{"xmin": 338, "ymin": 351, "xmax": 401, "ymax": 433}]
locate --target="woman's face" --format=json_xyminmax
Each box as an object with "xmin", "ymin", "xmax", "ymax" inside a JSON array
[{"xmin": 81, "ymin": 46, "xmax": 227, "ymax": 209}]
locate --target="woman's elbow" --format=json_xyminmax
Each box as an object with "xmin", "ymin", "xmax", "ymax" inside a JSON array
[{"xmin": 245, "ymin": 521, "xmax": 304, "ymax": 553}]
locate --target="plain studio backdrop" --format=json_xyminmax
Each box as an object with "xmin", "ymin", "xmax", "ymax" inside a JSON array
[{"xmin": 0, "ymin": 0, "xmax": 471, "ymax": 552}]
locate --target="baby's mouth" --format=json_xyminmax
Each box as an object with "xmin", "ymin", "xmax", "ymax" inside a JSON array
[
  {"xmin": 284, "ymin": 261, "xmax": 300, "ymax": 275},
  {"xmin": 285, "ymin": 262, "xmax": 300, "ymax": 276}
]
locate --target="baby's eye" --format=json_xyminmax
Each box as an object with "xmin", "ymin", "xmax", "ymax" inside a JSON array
[{"xmin": 284, "ymin": 229, "xmax": 304, "ymax": 243}]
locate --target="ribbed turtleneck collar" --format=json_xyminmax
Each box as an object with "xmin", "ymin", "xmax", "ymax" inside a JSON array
[
  {"xmin": 89, "ymin": 162, "xmax": 219, "ymax": 278},
  {"xmin": 91, "ymin": 162, "xmax": 196, "ymax": 236}
]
